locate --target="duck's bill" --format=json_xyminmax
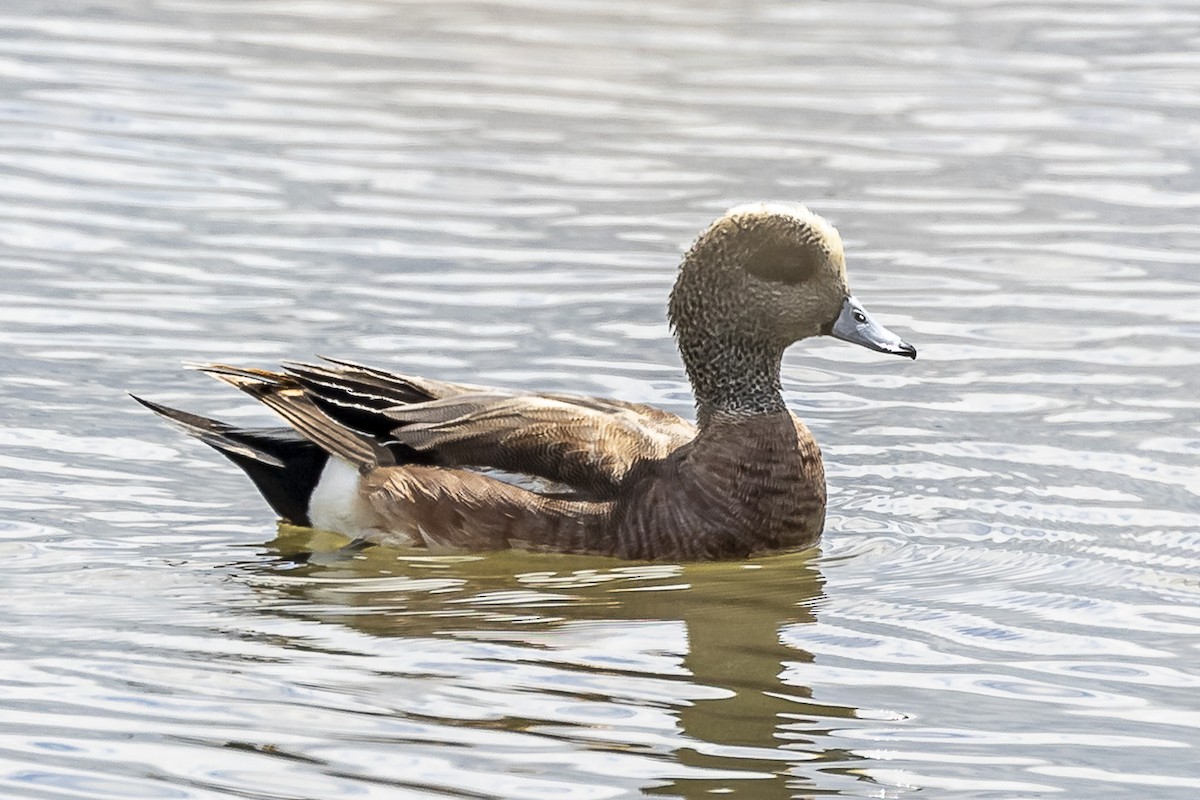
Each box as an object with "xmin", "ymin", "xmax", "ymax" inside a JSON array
[{"xmin": 829, "ymin": 295, "xmax": 917, "ymax": 359}]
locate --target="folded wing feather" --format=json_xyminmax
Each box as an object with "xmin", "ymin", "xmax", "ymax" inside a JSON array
[
  {"xmin": 198, "ymin": 358, "xmax": 696, "ymax": 502},
  {"xmin": 284, "ymin": 359, "xmax": 696, "ymax": 497}
]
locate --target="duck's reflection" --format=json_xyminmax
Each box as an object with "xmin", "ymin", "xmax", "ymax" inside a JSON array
[{"xmin": 248, "ymin": 525, "xmax": 857, "ymax": 797}]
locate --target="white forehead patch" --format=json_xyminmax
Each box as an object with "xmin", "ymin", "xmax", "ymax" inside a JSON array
[{"xmin": 723, "ymin": 202, "xmax": 843, "ymax": 252}]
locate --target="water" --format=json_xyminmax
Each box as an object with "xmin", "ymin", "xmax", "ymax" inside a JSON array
[{"xmin": 1, "ymin": 0, "xmax": 1199, "ymax": 797}]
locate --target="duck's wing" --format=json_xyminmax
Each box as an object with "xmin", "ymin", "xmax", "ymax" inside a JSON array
[
  {"xmin": 381, "ymin": 392, "xmax": 695, "ymax": 496},
  {"xmin": 282, "ymin": 358, "xmax": 696, "ymax": 497},
  {"xmin": 196, "ymin": 364, "xmax": 612, "ymax": 552},
  {"xmin": 193, "ymin": 363, "xmax": 397, "ymax": 468},
  {"xmin": 275, "ymin": 357, "xmax": 486, "ymax": 436}
]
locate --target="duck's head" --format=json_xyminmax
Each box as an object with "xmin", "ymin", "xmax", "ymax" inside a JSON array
[{"xmin": 669, "ymin": 203, "xmax": 916, "ymax": 360}]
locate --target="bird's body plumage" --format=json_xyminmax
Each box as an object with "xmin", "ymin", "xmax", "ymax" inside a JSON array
[{"xmin": 137, "ymin": 203, "xmax": 915, "ymax": 560}]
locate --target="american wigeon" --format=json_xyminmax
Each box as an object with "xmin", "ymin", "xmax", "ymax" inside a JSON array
[{"xmin": 136, "ymin": 203, "xmax": 915, "ymax": 560}]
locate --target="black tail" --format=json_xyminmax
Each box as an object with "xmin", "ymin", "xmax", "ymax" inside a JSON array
[{"xmin": 132, "ymin": 395, "xmax": 328, "ymax": 526}]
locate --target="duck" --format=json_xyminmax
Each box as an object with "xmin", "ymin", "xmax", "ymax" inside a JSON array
[{"xmin": 135, "ymin": 203, "xmax": 916, "ymax": 560}]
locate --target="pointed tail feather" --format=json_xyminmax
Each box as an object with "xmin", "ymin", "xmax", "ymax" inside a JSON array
[{"xmin": 131, "ymin": 394, "xmax": 328, "ymax": 526}]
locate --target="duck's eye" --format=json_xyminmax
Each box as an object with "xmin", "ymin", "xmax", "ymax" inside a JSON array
[{"xmin": 853, "ymin": 311, "xmax": 867, "ymax": 324}]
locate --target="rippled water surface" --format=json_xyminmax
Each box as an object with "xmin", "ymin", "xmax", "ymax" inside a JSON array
[{"xmin": 2, "ymin": 1, "xmax": 1199, "ymax": 798}]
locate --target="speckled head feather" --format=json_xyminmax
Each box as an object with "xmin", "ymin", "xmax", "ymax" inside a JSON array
[
  {"xmin": 671, "ymin": 204, "xmax": 849, "ymax": 339},
  {"xmin": 669, "ymin": 204, "xmax": 852, "ymax": 423}
]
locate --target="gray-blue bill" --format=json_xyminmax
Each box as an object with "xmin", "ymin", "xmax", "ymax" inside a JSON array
[{"xmin": 830, "ymin": 295, "xmax": 917, "ymax": 359}]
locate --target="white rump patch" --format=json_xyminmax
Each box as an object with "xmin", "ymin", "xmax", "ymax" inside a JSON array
[{"xmin": 308, "ymin": 457, "xmax": 381, "ymax": 538}]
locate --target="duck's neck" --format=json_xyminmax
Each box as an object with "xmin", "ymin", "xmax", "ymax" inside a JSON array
[{"xmin": 677, "ymin": 331, "xmax": 787, "ymax": 428}]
